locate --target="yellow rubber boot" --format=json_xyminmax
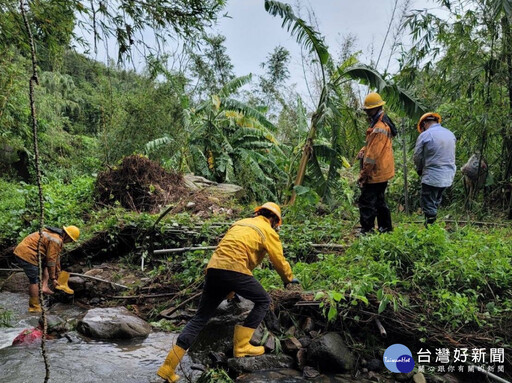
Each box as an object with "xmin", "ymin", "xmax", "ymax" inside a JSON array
[
  {"xmin": 55, "ymin": 271, "xmax": 74, "ymax": 295},
  {"xmin": 157, "ymin": 344, "xmax": 186, "ymax": 382},
  {"xmin": 28, "ymin": 296, "xmax": 42, "ymax": 313},
  {"xmin": 233, "ymin": 325, "xmax": 265, "ymax": 357}
]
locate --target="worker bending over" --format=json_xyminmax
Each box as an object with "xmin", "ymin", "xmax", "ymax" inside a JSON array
[
  {"xmin": 157, "ymin": 202, "xmax": 299, "ymax": 382},
  {"xmin": 13, "ymin": 225, "xmax": 80, "ymax": 312}
]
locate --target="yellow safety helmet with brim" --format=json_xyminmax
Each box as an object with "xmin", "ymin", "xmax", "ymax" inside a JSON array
[
  {"xmin": 363, "ymin": 92, "xmax": 386, "ymax": 110},
  {"xmin": 63, "ymin": 225, "xmax": 80, "ymax": 242},
  {"xmin": 254, "ymin": 202, "xmax": 282, "ymax": 226},
  {"xmin": 417, "ymin": 112, "xmax": 441, "ymax": 133}
]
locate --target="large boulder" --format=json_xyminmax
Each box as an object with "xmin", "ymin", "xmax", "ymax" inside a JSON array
[
  {"xmin": 306, "ymin": 332, "xmax": 355, "ymax": 373},
  {"xmin": 228, "ymin": 354, "xmax": 295, "ymax": 374},
  {"xmin": 1, "ymin": 272, "xmax": 29, "ymax": 293},
  {"xmin": 183, "ymin": 174, "xmax": 244, "ymax": 199},
  {"xmin": 77, "ymin": 307, "xmax": 151, "ymax": 340},
  {"xmin": 187, "ymin": 296, "xmax": 254, "ymax": 364}
]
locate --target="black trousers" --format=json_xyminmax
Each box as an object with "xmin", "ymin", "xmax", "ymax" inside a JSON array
[
  {"xmin": 421, "ymin": 183, "xmax": 446, "ymax": 224},
  {"xmin": 176, "ymin": 268, "xmax": 270, "ymax": 350},
  {"xmin": 359, "ymin": 181, "xmax": 392, "ymax": 233}
]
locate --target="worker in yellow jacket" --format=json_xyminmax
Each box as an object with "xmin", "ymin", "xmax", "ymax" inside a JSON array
[
  {"xmin": 13, "ymin": 225, "xmax": 80, "ymax": 312},
  {"xmin": 157, "ymin": 202, "xmax": 299, "ymax": 383}
]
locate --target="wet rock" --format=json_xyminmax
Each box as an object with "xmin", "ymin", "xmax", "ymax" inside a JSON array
[
  {"xmin": 298, "ymin": 337, "xmax": 311, "ymax": 348},
  {"xmin": 235, "ymin": 369, "xmax": 303, "ymax": 382},
  {"xmin": 301, "ymin": 317, "xmax": 314, "ymax": 333},
  {"xmin": 77, "ymin": 307, "xmax": 151, "ymax": 339},
  {"xmin": 306, "ymin": 332, "xmax": 355, "ymax": 373},
  {"xmin": 1, "ymin": 272, "xmax": 29, "ymax": 293},
  {"xmin": 264, "ymin": 308, "xmax": 281, "ymax": 332},
  {"xmin": 264, "ymin": 333, "xmax": 276, "ymax": 352},
  {"xmin": 40, "ymin": 315, "xmax": 67, "ymax": 334},
  {"xmin": 297, "ymin": 348, "xmax": 307, "ymax": 370},
  {"xmin": 89, "ymin": 297, "xmax": 100, "ymax": 305},
  {"xmin": 396, "ymin": 371, "xmax": 415, "ymax": 381},
  {"xmin": 228, "ymin": 354, "xmax": 295, "ymax": 373},
  {"xmin": 209, "ymin": 183, "xmax": 244, "ymax": 199},
  {"xmin": 188, "ymin": 297, "xmax": 254, "ymax": 363},
  {"xmin": 283, "ymin": 337, "xmax": 302, "ymax": 353},
  {"xmin": 303, "ymin": 366, "xmax": 320, "ymax": 378},
  {"xmin": 332, "ymin": 374, "xmax": 376, "ymax": 383},
  {"xmin": 67, "ymin": 276, "xmax": 86, "ymax": 295},
  {"xmin": 413, "ymin": 372, "xmax": 427, "ymax": 383},
  {"xmin": 367, "ymin": 358, "xmax": 384, "ymax": 372}
]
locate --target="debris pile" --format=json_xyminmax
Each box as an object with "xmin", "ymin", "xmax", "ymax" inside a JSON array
[{"xmin": 95, "ymin": 155, "xmax": 186, "ymax": 213}]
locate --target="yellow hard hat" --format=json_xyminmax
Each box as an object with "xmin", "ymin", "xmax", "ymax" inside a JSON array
[
  {"xmin": 363, "ymin": 92, "xmax": 386, "ymax": 110},
  {"xmin": 63, "ymin": 225, "xmax": 80, "ymax": 242},
  {"xmin": 254, "ymin": 202, "xmax": 282, "ymax": 226},
  {"xmin": 417, "ymin": 112, "xmax": 441, "ymax": 133}
]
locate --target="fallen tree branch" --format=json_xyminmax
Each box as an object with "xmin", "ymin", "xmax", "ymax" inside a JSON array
[
  {"xmin": 309, "ymin": 243, "xmax": 347, "ymax": 249},
  {"xmin": 153, "ymin": 246, "xmax": 217, "ymax": 255},
  {"xmin": 108, "ymin": 292, "xmax": 176, "ymax": 299},
  {"xmin": 69, "ymin": 272, "xmax": 129, "ymax": 289},
  {"xmin": 160, "ymin": 291, "xmax": 202, "ymax": 319}
]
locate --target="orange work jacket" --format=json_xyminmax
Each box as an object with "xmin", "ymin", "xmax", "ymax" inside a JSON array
[
  {"xmin": 360, "ymin": 113, "xmax": 395, "ymax": 183},
  {"xmin": 14, "ymin": 230, "xmax": 63, "ymax": 279}
]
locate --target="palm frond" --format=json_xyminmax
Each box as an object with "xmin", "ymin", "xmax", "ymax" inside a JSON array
[
  {"xmin": 190, "ymin": 146, "xmax": 212, "ymax": 178},
  {"xmin": 221, "ymin": 98, "xmax": 276, "ymax": 131},
  {"xmin": 219, "ymin": 74, "xmax": 253, "ymax": 98},
  {"xmin": 264, "ymin": 0, "xmax": 329, "ymax": 66},
  {"xmin": 342, "ymin": 64, "xmax": 426, "ymax": 119},
  {"xmin": 144, "ymin": 136, "xmax": 173, "ymax": 154}
]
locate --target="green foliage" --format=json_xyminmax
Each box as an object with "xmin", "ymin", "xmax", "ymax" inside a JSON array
[
  {"xmin": 0, "ymin": 307, "xmax": 13, "ymax": 327},
  {"xmin": 0, "ymin": 177, "xmax": 94, "ymax": 242},
  {"xmin": 197, "ymin": 368, "xmax": 233, "ymax": 383},
  {"xmin": 150, "ymin": 319, "xmax": 184, "ymax": 332}
]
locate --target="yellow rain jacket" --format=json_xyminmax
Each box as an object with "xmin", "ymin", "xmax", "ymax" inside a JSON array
[
  {"xmin": 207, "ymin": 216, "xmax": 294, "ymax": 284},
  {"xmin": 14, "ymin": 230, "xmax": 63, "ymax": 280},
  {"xmin": 360, "ymin": 112, "xmax": 395, "ymax": 183}
]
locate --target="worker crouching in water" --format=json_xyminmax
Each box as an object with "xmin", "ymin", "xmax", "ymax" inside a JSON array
[
  {"xmin": 157, "ymin": 202, "xmax": 299, "ymax": 382},
  {"xmin": 13, "ymin": 225, "xmax": 80, "ymax": 312}
]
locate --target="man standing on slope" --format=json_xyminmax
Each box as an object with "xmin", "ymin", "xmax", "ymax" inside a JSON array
[
  {"xmin": 357, "ymin": 92, "xmax": 396, "ymax": 235},
  {"xmin": 157, "ymin": 202, "xmax": 299, "ymax": 383},
  {"xmin": 414, "ymin": 112, "xmax": 456, "ymax": 225}
]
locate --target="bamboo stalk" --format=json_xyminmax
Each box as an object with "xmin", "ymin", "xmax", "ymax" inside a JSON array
[
  {"xmin": 153, "ymin": 246, "xmax": 217, "ymax": 255},
  {"xmin": 69, "ymin": 272, "xmax": 129, "ymax": 289},
  {"xmin": 108, "ymin": 292, "xmax": 176, "ymax": 299}
]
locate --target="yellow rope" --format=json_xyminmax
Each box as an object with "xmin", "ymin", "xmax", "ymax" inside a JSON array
[{"xmin": 19, "ymin": 1, "xmax": 51, "ymax": 381}]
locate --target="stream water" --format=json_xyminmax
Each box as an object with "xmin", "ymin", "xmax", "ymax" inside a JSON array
[{"xmin": 0, "ymin": 292, "xmax": 202, "ymax": 383}]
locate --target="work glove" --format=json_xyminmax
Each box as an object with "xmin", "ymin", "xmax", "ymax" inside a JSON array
[
  {"xmin": 285, "ymin": 278, "xmax": 300, "ymax": 288},
  {"xmin": 357, "ymin": 174, "xmax": 368, "ymax": 188}
]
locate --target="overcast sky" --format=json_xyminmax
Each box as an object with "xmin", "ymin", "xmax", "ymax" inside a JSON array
[
  {"xmin": 213, "ymin": 1, "xmax": 434, "ymax": 88},
  {"xmin": 79, "ymin": 0, "xmax": 436, "ymax": 101}
]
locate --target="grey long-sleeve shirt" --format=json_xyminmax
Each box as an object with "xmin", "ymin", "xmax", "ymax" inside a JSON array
[{"xmin": 413, "ymin": 124, "xmax": 456, "ymax": 188}]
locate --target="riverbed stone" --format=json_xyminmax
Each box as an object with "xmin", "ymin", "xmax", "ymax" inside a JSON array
[
  {"xmin": 228, "ymin": 354, "xmax": 295, "ymax": 373},
  {"xmin": 236, "ymin": 369, "xmax": 303, "ymax": 382},
  {"xmin": 77, "ymin": 307, "xmax": 151, "ymax": 339},
  {"xmin": 306, "ymin": 332, "xmax": 355, "ymax": 373},
  {"xmin": 1, "ymin": 272, "xmax": 29, "ymax": 293},
  {"xmin": 367, "ymin": 358, "xmax": 384, "ymax": 372},
  {"xmin": 188, "ymin": 296, "xmax": 255, "ymax": 364}
]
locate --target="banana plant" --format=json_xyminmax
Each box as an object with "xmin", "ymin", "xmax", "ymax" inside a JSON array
[
  {"xmin": 265, "ymin": 0, "xmax": 425, "ymax": 205},
  {"xmin": 146, "ymin": 74, "xmax": 286, "ymax": 200}
]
